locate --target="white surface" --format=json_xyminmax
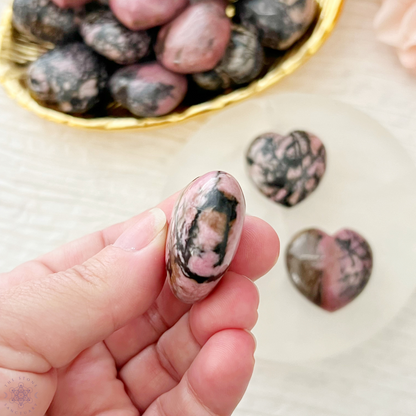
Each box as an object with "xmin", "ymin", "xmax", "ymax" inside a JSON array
[
  {"xmin": 1, "ymin": 0, "xmax": 416, "ymax": 414},
  {"xmin": 162, "ymin": 94, "xmax": 416, "ymax": 362}
]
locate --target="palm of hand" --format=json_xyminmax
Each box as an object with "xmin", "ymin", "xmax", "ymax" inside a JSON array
[{"xmin": 49, "ymin": 274, "xmax": 257, "ymax": 416}]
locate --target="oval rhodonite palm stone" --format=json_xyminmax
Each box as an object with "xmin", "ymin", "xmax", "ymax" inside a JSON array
[
  {"xmin": 246, "ymin": 130, "xmax": 327, "ymax": 207},
  {"xmin": 286, "ymin": 228, "xmax": 373, "ymax": 312},
  {"xmin": 166, "ymin": 171, "xmax": 246, "ymax": 304}
]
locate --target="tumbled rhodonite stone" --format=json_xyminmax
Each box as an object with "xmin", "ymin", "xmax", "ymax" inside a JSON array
[
  {"xmin": 166, "ymin": 171, "xmax": 246, "ymax": 304},
  {"xmin": 109, "ymin": 62, "xmax": 188, "ymax": 117},
  {"xmin": 246, "ymin": 130, "xmax": 326, "ymax": 207},
  {"xmin": 80, "ymin": 8, "xmax": 150, "ymax": 65},
  {"xmin": 156, "ymin": 0, "xmax": 231, "ymax": 74},
  {"xmin": 238, "ymin": 0, "xmax": 318, "ymax": 50},
  {"xmin": 286, "ymin": 228, "xmax": 373, "ymax": 312},
  {"xmin": 193, "ymin": 25, "xmax": 264, "ymax": 90},
  {"xmin": 13, "ymin": 0, "xmax": 79, "ymax": 44},
  {"xmin": 109, "ymin": 0, "xmax": 188, "ymax": 31},
  {"xmin": 27, "ymin": 42, "xmax": 108, "ymax": 113},
  {"xmin": 52, "ymin": 0, "xmax": 91, "ymax": 8}
]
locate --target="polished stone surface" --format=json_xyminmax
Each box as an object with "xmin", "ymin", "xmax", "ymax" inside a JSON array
[
  {"xmin": 156, "ymin": 0, "xmax": 231, "ymax": 74},
  {"xmin": 193, "ymin": 24, "xmax": 264, "ymax": 90},
  {"xmin": 52, "ymin": 0, "xmax": 90, "ymax": 8},
  {"xmin": 80, "ymin": 8, "xmax": 150, "ymax": 65},
  {"xmin": 27, "ymin": 42, "xmax": 108, "ymax": 114},
  {"xmin": 109, "ymin": 62, "xmax": 188, "ymax": 117},
  {"xmin": 13, "ymin": 0, "xmax": 79, "ymax": 43},
  {"xmin": 246, "ymin": 130, "xmax": 326, "ymax": 207},
  {"xmin": 286, "ymin": 228, "xmax": 373, "ymax": 312},
  {"xmin": 109, "ymin": 0, "xmax": 188, "ymax": 31},
  {"xmin": 238, "ymin": 0, "xmax": 318, "ymax": 50},
  {"xmin": 166, "ymin": 171, "xmax": 246, "ymax": 303}
]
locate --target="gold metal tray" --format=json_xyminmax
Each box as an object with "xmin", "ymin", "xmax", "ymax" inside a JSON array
[{"xmin": 0, "ymin": 0, "xmax": 343, "ymax": 130}]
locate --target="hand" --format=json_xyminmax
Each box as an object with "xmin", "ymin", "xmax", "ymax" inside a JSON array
[{"xmin": 0, "ymin": 193, "xmax": 279, "ymax": 416}]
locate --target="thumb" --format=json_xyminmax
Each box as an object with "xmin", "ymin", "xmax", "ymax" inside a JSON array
[{"xmin": 0, "ymin": 208, "xmax": 167, "ymax": 373}]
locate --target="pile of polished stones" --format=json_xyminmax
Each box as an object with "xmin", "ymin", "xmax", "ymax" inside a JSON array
[{"xmin": 12, "ymin": 0, "xmax": 317, "ymax": 117}]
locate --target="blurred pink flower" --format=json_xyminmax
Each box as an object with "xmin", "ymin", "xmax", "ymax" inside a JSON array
[{"xmin": 374, "ymin": 0, "xmax": 416, "ymax": 69}]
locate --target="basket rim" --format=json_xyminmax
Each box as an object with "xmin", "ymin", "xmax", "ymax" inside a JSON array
[{"xmin": 0, "ymin": 0, "xmax": 344, "ymax": 130}]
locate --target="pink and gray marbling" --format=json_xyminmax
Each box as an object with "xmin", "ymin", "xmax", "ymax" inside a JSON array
[
  {"xmin": 27, "ymin": 42, "xmax": 108, "ymax": 113},
  {"xmin": 286, "ymin": 229, "xmax": 373, "ymax": 312},
  {"xmin": 238, "ymin": 0, "xmax": 318, "ymax": 50},
  {"xmin": 246, "ymin": 130, "xmax": 326, "ymax": 207},
  {"xmin": 80, "ymin": 8, "xmax": 150, "ymax": 65},
  {"xmin": 52, "ymin": 0, "xmax": 90, "ymax": 8},
  {"xmin": 109, "ymin": 0, "xmax": 188, "ymax": 31},
  {"xmin": 166, "ymin": 171, "xmax": 246, "ymax": 304},
  {"xmin": 156, "ymin": 0, "xmax": 231, "ymax": 74},
  {"xmin": 13, "ymin": 0, "xmax": 79, "ymax": 44},
  {"xmin": 193, "ymin": 24, "xmax": 264, "ymax": 90},
  {"xmin": 109, "ymin": 62, "xmax": 188, "ymax": 117}
]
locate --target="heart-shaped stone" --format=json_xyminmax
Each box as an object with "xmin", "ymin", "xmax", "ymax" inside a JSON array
[
  {"xmin": 246, "ymin": 130, "xmax": 327, "ymax": 207},
  {"xmin": 286, "ymin": 229, "xmax": 373, "ymax": 312}
]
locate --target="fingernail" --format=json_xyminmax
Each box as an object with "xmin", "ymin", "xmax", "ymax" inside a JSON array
[
  {"xmin": 245, "ymin": 329, "xmax": 257, "ymax": 354},
  {"xmin": 114, "ymin": 208, "xmax": 167, "ymax": 251},
  {"xmin": 241, "ymin": 275, "xmax": 261, "ymax": 309}
]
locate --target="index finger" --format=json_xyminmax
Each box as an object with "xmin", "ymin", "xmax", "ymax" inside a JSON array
[
  {"xmin": 34, "ymin": 192, "xmax": 179, "ymax": 273},
  {"xmin": 5, "ymin": 191, "xmax": 279, "ymax": 283}
]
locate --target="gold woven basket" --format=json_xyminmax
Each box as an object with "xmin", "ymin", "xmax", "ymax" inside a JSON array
[{"xmin": 0, "ymin": 0, "xmax": 343, "ymax": 130}]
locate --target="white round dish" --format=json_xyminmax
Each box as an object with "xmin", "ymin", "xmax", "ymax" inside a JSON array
[{"xmin": 163, "ymin": 93, "xmax": 416, "ymax": 362}]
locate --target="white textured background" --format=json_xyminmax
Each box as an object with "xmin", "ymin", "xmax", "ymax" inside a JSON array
[{"xmin": 1, "ymin": 0, "xmax": 416, "ymax": 414}]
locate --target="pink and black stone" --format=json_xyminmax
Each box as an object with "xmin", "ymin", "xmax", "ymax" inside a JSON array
[
  {"xmin": 13, "ymin": 0, "xmax": 79, "ymax": 44},
  {"xmin": 52, "ymin": 0, "xmax": 91, "ymax": 8},
  {"xmin": 238, "ymin": 0, "xmax": 318, "ymax": 50},
  {"xmin": 286, "ymin": 229, "xmax": 373, "ymax": 312},
  {"xmin": 80, "ymin": 8, "xmax": 150, "ymax": 65},
  {"xmin": 246, "ymin": 131, "xmax": 326, "ymax": 207},
  {"xmin": 109, "ymin": 0, "xmax": 188, "ymax": 31},
  {"xmin": 156, "ymin": 0, "xmax": 231, "ymax": 74},
  {"xmin": 27, "ymin": 42, "xmax": 108, "ymax": 114},
  {"xmin": 166, "ymin": 171, "xmax": 246, "ymax": 304},
  {"xmin": 109, "ymin": 62, "xmax": 188, "ymax": 117},
  {"xmin": 193, "ymin": 25, "xmax": 264, "ymax": 91}
]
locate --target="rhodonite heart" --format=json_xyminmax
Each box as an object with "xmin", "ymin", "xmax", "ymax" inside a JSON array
[
  {"xmin": 286, "ymin": 229, "xmax": 373, "ymax": 312},
  {"xmin": 246, "ymin": 130, "xmax": 327, "ymax": 207}
]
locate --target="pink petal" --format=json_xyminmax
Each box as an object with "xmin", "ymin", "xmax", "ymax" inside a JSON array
[
  {"xmin": 398, "ymin": 45, "xmax": 416, "ymax": 68},
  {"xmin": 398, "ymin": 3, "xmax": 416, "ymax": 49},
  {"xmin": 374, "ymin": 0, "xmax": 416, "ymax": 46}
]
